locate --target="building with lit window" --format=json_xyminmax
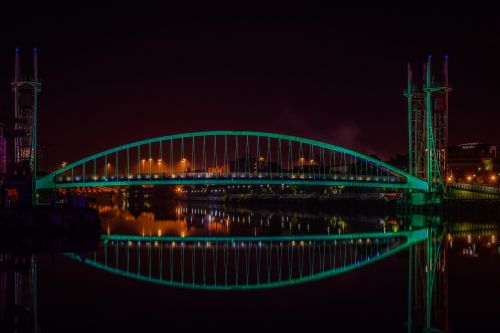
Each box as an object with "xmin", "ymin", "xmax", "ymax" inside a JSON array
[{"xmin": 448, "ymin": 143, "xmax": 498, "ymax": 183}]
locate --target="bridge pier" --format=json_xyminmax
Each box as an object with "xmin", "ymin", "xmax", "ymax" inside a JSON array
[{"xmin": 398, "ymin": 192, "xmax": 444, "ymax": 216}]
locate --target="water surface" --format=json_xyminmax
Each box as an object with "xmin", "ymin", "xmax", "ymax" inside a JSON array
[{"xmin": 2, "ymin": 199, "xmax": 499, "ymax": 332}]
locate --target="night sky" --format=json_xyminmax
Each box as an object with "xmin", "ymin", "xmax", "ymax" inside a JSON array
[{"xmin": 1, "ymin": 5, "xmax": 499, "ymax": 170}]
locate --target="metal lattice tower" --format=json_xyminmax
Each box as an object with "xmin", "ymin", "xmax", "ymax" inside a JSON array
[
  {"xmin": 405, "ymin": 55, "xmax": 451, "ymax": 192},
  {"xmin": 11, "ymin": 48, "xmax": 41, "ymax": 204}
]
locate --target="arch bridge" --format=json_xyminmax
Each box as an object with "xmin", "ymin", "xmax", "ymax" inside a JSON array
[{"xmin": 36, "ymin": 131, "xmax": 428, "ymax": 191}]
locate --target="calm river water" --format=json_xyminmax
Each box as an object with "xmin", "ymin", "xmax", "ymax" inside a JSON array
[{"xmin": 2, "ymin": 197, "xmax": 499, "ymax": 332}]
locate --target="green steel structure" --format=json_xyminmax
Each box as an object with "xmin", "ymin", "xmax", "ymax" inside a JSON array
[
  {"xmin": 67, "ymin": 229, "xmax": 428, "ymax": 290},
  {"xmin": 36, "ymin": 131, "xmax": 428, "ymax": 191},
  {"xmin": 405, "ymin": 55, "xmax": 451, "ymax": 193}
]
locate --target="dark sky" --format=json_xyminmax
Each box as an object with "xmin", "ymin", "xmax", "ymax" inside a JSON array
[{"xmin": 1, "ymin": 5, "xmax": 499, "ymax": 170}]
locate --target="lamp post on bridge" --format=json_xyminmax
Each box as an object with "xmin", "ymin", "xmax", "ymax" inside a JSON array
[
  {"xmin": 105, "ymin": 162, "xmax": 111, "ymax": 179},
  {"xmin": 181, "ymin": 158, "xmax": 187, "ymax": 173},
  {"xmin": 157, "ymin": 159, "xmax": 162, "ymax": 177}
]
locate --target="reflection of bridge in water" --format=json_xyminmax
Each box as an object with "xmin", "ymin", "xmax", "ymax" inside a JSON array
[
  {"xmin": 68, "ymin": 225, "xmax": 454, "ymax": 331},
  {"xmin": 8, "ymin": 222, "xmax": 497, "ymax": 332},
  {"xmin": 70, "ymin": 230, "xmax": 427, "ymax": 290}
]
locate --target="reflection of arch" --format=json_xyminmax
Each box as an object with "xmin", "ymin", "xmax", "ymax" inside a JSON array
[
  {"xmin": 68, "ymin": 229, "xmax": 427, "ymax": 290},
  {"xmin": 37, "ymin": 131, "xmax": 428, "ymax": 191}
]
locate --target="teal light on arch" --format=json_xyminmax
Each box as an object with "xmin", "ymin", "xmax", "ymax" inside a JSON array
[
  {"xmin": 67, "ymin": 229, "xmax": 428, "ymax": 290},
  {"xmin": 37, "ymin": 131, "xmax": 428, "ymax": 191}
]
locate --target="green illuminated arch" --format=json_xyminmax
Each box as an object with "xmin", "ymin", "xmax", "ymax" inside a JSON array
[{"xmin": 37, "ymin": 131, "xmax": 428, "ymax": 191}]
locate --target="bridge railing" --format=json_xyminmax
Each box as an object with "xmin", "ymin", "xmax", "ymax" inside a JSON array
[
  {"xmin": 54, "ymin": 171, "xmax": 404, "ymax": 185},
  {"xmin": 448, "ymin": 182, "xmax": 500, "ymax": 195}
]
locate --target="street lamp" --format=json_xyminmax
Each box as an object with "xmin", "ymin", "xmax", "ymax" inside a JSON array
[
  {"xmin": 490, "ymin": 174, "xmax": 498, "ymax": 192},
  {"xmin": 157, "ymin": 159, "xmax": 162, "ymax": 175}
]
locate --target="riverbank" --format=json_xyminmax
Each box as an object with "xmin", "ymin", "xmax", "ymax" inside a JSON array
[{"xmin": 0, "ymin": 204, "xmax": 100, "ymax": 235}]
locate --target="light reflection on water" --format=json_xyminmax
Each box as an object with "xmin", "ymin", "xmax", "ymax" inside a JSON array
[
  {"xmin": 84, "ymin": 198, "xmax": 500, "ymax": 331},
  {"xmin": 95, "ymin": 199, "xmax": 400, "ymax": 237},
  {"xmin": 2, "ymin": 198, "xmax": 500, "ymax": 332}
]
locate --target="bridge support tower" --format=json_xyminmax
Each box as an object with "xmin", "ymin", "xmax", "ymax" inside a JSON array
[
  {"xmin": 11, "ymin": 48, "xmax": 41, "ymax": 205},
  {"xmin": 405, "ymin": 55, "xmax": 451, "ymax": 194}
]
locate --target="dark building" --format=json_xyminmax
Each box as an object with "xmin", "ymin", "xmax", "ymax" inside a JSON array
[
  {"xmin": 0, "ymin": 123, "xmax": 6, "ymax": 206},
  {"xmin": 0, "ymin": 123, "xmax": 6, "ymax": 175},
  {"xmin": 448, "ymin": 143, "xmax": 498, "ymax": 183}
]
